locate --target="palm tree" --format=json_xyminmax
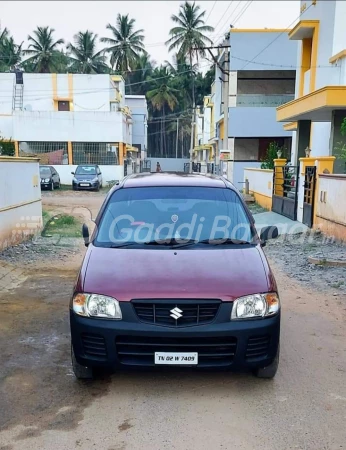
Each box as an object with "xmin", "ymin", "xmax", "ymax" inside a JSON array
[
  {"xmin": 147, "ymin": 82, "xmax": 178, "ymax": 156},
  {"xmin": 166, "ymin": 1, "xmax": 214, "ymax": 108},
  {"xmin": 101, "ymin": 14, "xmax": 146, "ymax": 72},
  {"xmin": 126, "ymin": 54, "xmax": 154, "ymax": 94},
  {"xmin": 0, "ymin": 36, "xmax": 23, "ymax": 71},
  {"xmin": 67, "ymin": 31, "xmax": 108, "ymax": 74},
  {"xmin": 23, "ymin": 26, "xmax": 64, "ymax": 73}
]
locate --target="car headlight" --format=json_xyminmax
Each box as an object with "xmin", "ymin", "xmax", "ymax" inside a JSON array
[
  {"xmin": 92, "ymin": 177, "xmax": 98, "ymax": 182},
  {"xmin": 231, "ymin": 293, "xmax": 280, "ymax": 320},
  {"xmin": 44, "ymin": 178, "xmax": 50, "ymax": 182},
  {"xmin": 72, "ymin": 293, "xmax": 122, "ymax": 319}
]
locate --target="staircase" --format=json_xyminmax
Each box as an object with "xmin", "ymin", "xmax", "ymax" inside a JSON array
[{"xmin": 12, "ymin": 72, "xmax": 24, "ymax": 111}]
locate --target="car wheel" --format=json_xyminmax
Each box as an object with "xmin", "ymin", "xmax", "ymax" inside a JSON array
[
  {"xmin": 253, "ymin": 344, "xmax": 280, "ymax": 379},
  {"xmin": 95, "ymin": 184, "xmax": 100, "ymax": 192},
  {"xmin": 71, "ymin": 344, "xmax": 94, "ymax": 380},
  {"xmin": 72, "ymin": 185, "xmax": 76, "ymax": 191},
  {"xmin": 57, "ymin": 181, "xmax": 61, "ymax": 189},
  {"xmin": 50, "ymin": 181, "xmax": 54, "ymax": 191}
]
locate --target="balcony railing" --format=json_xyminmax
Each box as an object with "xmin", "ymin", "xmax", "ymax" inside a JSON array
[{"xmin": 236, "ymin": 94, "xmax": 295, "ymax": 107}]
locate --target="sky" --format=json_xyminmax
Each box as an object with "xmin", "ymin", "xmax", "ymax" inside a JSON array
[{"xmin": 0, "ymin": 1, "xmax": 300, "ymax": 65}]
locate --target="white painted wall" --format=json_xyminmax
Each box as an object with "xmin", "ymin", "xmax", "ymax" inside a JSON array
[
  {"xmin": 234, "ymin": 161, "xmax": 262, "ymax": 190},
  {"xmin": 11, "ymin": 111, "xmax": 125, "ymax": 142},
  {"xmin": 310, "ymin": 122, "xmax": 332, "ymax": 156},
  {"xmin": 332, "ymin": 1, "xmax": 346, "ymax": 58},
  {"xmin": 244, "ymin": 168, "xmax": 273, "ymax": 198},
  {"xmin": 317, "ymin": 174, "xmax": 346, "ymax": 226},
  {"xmin": 0, "ymin": 158, "xmax": 42, "ymax": 250},
  {"xmin": 52, "ymin": 164, "xmax": 124, "ymax": 185},
  {"xmin": 147, "ymin": 157, "xmax": 189, "ymax": 172}
]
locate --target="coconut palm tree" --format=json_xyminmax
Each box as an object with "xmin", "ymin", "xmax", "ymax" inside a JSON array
[
  {"xmin": 166, "ymin": 1, "xmax": 214, "ymax": 108},
  {"xmin": 126, "ymin": 54, "xmax": 154, "ymax": 94},
  {"xmin": 0, "ymin": 35, "xmax": 23, "ymax": 71},
  {"xmin": 147, "ymin": 81, "xmax": 178, "ymax": 156},
  {"xmin": 67, "ymin": 31, "xmax": 108, "ymax": 74},
  {"xmin": 23, "ymin": 26, "xmax": 64, "ymax": 73},
  {"xmin": 101, "ymin": 14, "xmax": 146, "ymax": 72}
]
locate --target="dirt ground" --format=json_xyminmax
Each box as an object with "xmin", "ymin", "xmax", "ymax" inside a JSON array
[{"xmin": 0, "ymin": 192, "xmax": 345, "ymax": 450}]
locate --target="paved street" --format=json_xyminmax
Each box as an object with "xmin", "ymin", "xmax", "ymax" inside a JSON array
[{"xmin": 0, "ymin": 192, "xmax": 345, "ymax": 450}]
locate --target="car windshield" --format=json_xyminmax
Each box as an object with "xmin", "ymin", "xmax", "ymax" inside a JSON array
[
  {"xmin": 75, "ymin": 166, "xmax": 96, "ymax": 175},
  {"xmin": 39, "ymin": 167, "xmax": 51, "ymax": 176},
  {"xmin": 94, "ymin": 186, "xmax": 256, "ymax": 248}
]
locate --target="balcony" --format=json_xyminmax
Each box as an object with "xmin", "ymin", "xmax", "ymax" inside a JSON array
[{"xmin": 236, "ymin": 94, "xmax": 295, "ymax": 107}]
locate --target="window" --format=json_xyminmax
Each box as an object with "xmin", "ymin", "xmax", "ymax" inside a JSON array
[
  {"xmin": 58, "ymin": 101, "xmax": 70, "ymax": 111},
  {"xmin": 95, "ymin": 186, "xmax": 254, "ymax": 247}
]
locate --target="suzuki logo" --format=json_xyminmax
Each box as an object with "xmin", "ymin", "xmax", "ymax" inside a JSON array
[{"xmin": 170, "ymin": 307, "xmax": 183, "ymax": 320}]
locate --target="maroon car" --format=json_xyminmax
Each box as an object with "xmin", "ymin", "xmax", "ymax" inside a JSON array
[{"xmin": 70, "ymin": 173, "xmax": 280, "ymax": 379}]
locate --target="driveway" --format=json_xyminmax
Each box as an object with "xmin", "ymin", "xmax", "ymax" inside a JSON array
[{"xmin": 0, "ymin": 192, "xmax": 345, "ymax": 449}]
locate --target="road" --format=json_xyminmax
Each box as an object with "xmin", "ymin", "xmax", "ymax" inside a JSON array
[{"xmin": 0, "ymin": 192, "xmax": 345, "ymax": 450}]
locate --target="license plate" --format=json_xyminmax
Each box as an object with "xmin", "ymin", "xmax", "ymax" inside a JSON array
[
  {"xmin": 155, "ymin": 352, "xmax": 198, "ymax": 365},
  {"xmin": 80, "ymin": 183, "xmax": 89, "ymax": 186}
]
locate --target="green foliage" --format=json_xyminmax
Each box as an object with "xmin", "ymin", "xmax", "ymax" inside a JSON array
[
  {"xmin": 101, "ymin": 14, "xmax": 146, "ymax": 72},
  {"xmin": 0, "ymin": 134, "xmax": 15, "ymax": 156},
  {"xmin": 261, "ymin": 142, "xmax": 286, "ymax": 170},
  {"xmin": 334, "ymin": 117, "xmax": 346, "ymax": 161},
  {"xmin": 68, "ymin": 31, "xmax": 108, "ymax": 74}
]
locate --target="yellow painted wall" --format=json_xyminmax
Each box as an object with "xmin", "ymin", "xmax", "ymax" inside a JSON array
[{"xmin": 249, "ymin": 191, "xmax": 272, "ymax": 210}]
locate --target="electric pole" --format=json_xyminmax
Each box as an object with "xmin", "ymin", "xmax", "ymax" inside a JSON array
[
  {"xmin": 192, "ymin": 43, "xmax": 231, "ymax": 176},
  {"xmin": 176, "ymin": 117, "xmax": 179, "ymax": 159},
  {"xmin": 221, "ymin": 36, "xmax": 230, "ymax": 177}
]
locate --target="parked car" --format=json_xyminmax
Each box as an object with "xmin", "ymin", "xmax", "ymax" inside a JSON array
[
  {"xmin": 39, "ymin": 165, "xmax": 60, "ymax": 190},
  {"xmin": 70, "ymin": 173, "xmax": 280, "ymax": 380},
  {"xmin": 72, "ymin": 165, "xmax": 103, "ymax": 191}
]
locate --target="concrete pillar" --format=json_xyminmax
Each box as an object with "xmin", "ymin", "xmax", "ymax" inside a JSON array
[
  {"xmin": 67, "ymin": 142, "xmax": 73, "ymax": 165},
  {"xmin": 14, "ymin": 141, "xmax": 19, "ymax": 157},
  {"xmin": 273, "ymin": 158, "xmax": 287, "ymax": 196}
]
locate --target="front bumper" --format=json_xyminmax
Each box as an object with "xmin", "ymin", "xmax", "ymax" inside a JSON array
[
  {"xmin": 41, "ymin": 182, "xmax": 52, "ymax": 189},
  {"xmin": 72, "ymin": 181, "xmax": 99, "ymax": 190},
  {"xmin": 70, "ymin": 303, "xmax": 280, "ymax": 372}
]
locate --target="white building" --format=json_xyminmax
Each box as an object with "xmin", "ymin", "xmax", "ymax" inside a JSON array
[
  {"xmin": 194, "ymin": 29, "xmax": 297, "ymax": 188},
  {"xmin": 276, "ymin": 0, "xmax": 346, "ymax": 225},
  {"xmin": 0, "ymin": 73, "xmax": 147, "ymax": 183},
  {"xmin": 277, "ymin": 0, "xmax": 346, "ymax": 174}
]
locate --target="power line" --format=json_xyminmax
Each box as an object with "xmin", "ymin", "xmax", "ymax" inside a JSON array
[
  {"xmin": 205, "ymin": 1, "xmax": 218, "ymax": 23},
  {"xmin": 211, "ymin": 1, "xmax": 234, "ymax": 34},
  {"xmin": 240, "ymin": 3, "xmax": 314, "ymax": 70}
]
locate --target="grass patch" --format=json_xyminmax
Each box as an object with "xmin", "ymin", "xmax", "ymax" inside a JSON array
[{"xmin": 42, "ymin": 213, "xmax": 82, "ymax": 238}]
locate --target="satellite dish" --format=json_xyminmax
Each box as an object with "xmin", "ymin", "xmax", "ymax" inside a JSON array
[{"xmin": 24, "ymin": 104, "xmax": 32, "ymax": 111}]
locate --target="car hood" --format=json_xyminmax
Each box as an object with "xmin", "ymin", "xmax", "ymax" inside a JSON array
[{"xmin": 82, "ymin": 245, "xmax": 273, "ymax": 302}]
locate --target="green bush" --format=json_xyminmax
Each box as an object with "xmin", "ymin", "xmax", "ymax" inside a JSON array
[
  {"xmin": 0, "ymin": 135, "xmax": 15, "ymax": 156},
  {"xmin": 260, "ymin": 142, "xmax": 286, "ymax": 170}
]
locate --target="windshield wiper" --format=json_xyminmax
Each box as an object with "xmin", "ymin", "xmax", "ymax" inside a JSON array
[
  {"xmin": 109, "ymin": 242, "xmax": 138, "ymax": 248},
  {"xmin": 196, "ymin": 238, "xmax": 255, "ymax": 246}
]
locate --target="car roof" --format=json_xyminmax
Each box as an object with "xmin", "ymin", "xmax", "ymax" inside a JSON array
[{"xmin": 121, "ymin": 172, "xmax": 234, "ymax": 189}]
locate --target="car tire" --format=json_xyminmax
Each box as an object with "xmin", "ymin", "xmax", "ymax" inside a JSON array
[
  {"xmin": 253, "ymin": 344, "xmax": 279, "ymax": 379},
  {"xmin": 57, "ymin": 181, "xmax": 61, "ymax": 189},
  {"xmin": 95, "ymin": 184, "xmax": 100, "ymax": 192},
  {"xmin": 50, "ymin": 181, "xmax": 54, "ymax": 191},
  {"xmin": 72, "ymin": 185, "xmax": 76, "ymax": 191},
  {"xmin": 71, "ymin": 345, "xmax": 94, "ymax": 380}
]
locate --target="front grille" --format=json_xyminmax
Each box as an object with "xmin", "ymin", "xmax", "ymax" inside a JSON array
[
  {"xmin": 116, "ymin": 335, "xmax": 237, "ymax": 367},
  {"xmin": 246, "ymin": 335, "xmax": 270, "ymax": 360},
  {"xmin": 82, "ymin": 333, "xmax": 107, "ymax": 359},
  {"xmin": 132, "ymin": 300, "xmax": 221, "ymax": 327}
]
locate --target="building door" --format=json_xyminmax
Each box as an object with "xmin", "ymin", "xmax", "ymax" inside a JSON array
[{"xmin": 302, "ymin": 166, "xmax": 316, "ymax": 228}]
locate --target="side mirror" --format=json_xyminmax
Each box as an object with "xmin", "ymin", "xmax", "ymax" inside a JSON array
[
  {"xmin": 71, "ymin": 171, "xmax": 75, "ymax": 175},
  {"xmin": 260, "ymin": 226, "xmax": 279, "ymax": 246},
  {"xmin": 82, "ymin": 223, "xmax": 89, "ymax": 247}
]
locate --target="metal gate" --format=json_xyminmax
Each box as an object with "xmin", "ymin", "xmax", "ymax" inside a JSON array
[
  {"xmin": 272, "ymin": 164, "xmax": 299, "ymax": 221},
  {"xmin": 140, "ymin": 159, "xmax": 151, "ymax": 173},
  {"xmin": 184, "ymin": 163, "xmax": 190, "ymax": 173},
  {"xmin": 302, "ymin": 166, "xmax": 316, "ymax": 228}
]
